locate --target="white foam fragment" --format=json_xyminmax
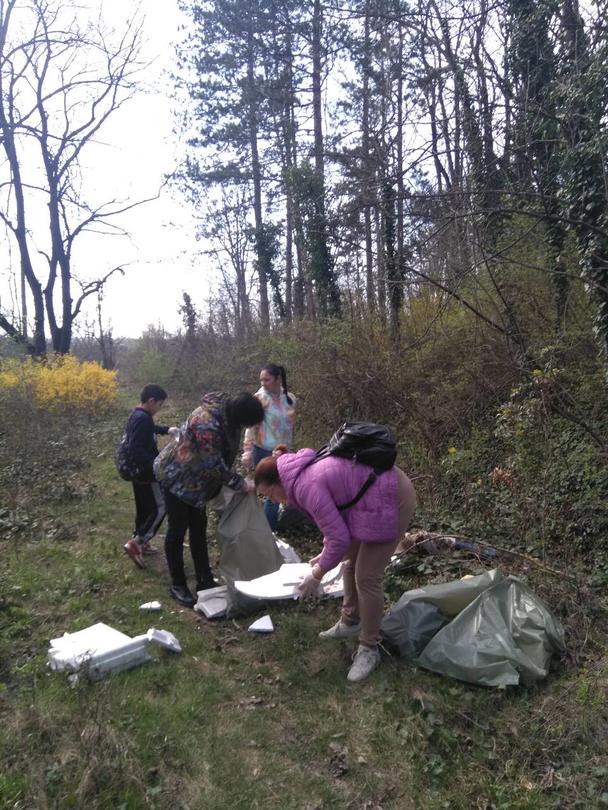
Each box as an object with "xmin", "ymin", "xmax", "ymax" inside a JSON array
[
  {"xmin": 274, "ymin": 536, "xmax": 301, "ymax": 564},
  {"xmin": 248, "ymin": 615, "xmax": 274, "ymax": 633},
  {"xmin": 140, "ymin": 601, "xmax": 162, "ymax": 611},
  {"xmin": 146, "ymin": 628, "xmax": 182, "ymax": 653},
  {"xmin": 194, "ymin": 585, "xmax": 228, "ymax": 619}
]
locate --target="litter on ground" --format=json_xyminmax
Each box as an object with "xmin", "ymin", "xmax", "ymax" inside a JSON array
[
  {"xmin": 140, "ymin": 600, "xmax": 162, "ymax": 611},
  {"xmin": 194, "ymin": 585, "xmax": 228, "ymax": 619},
  {"xmin": 146, "ymin": 627, "xmax": 182, "ymax": 653},
  {"xmin": 248, "ymin": 615, "xmax": 274, "ymax": 633},
  {"xmin": 381, "ymin": 569, "xmax": 565, "ymax": 687},
  {"xmin": 47, "ymin": 622, "xmax": 181, "ymax": 681},
  {"xmin": 234, "ymin": 562, "xmax": 344, "ymax": 602}
]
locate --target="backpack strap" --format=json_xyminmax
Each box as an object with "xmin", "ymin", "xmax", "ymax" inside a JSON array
[
  {"xmin": 291, "ymin": 453, "xmax": 382, "ymax": 512},
  {"xmin": 337, "ymin": 471, "xmax": 378, "ymax": 511}
]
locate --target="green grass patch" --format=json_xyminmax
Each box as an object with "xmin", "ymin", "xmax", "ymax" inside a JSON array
[{"xmin": 1, "ymin": 408, "xmax": 608, "ymax": 809}]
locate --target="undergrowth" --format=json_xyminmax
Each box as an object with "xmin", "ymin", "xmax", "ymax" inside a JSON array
[{"xmin": 0, "ymin": 387, "xmax": 607, "ymax": 808}]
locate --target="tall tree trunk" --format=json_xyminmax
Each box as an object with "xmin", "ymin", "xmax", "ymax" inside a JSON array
[
  {"xmin": 362, "ymin": 0, "xmax": 375, "ymax": 310},
  {"xmin": 311, "ymin": 0, "xmax": 341, "ymax": 317},
  {"xmin": 247, "ymin": 24, "xmax": 270, "ymax": 328},
  {"xmin": 0, "ymin": 118, "xmax": 46, "ymax": 353},
  {"xmin": 375, "ymin": 200, "xmax": 386, "ymax": 317},
  {"xmin": 0, "ymin": 0, "xmax": 45, "ymax": 353},
  {"xmin": 395, "ymin": 7, "xmax": 406, "ymax": 336}
]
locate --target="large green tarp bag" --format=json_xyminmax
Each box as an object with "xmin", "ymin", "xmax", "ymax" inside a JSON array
[
  {"xmin": 381, "ymin": 569, "xmax": 502, "ymax": 660},
  {"xmin": 215, "ymin": 491, "xmax": 283, "ymax": 618},
  {"xmin": 382, "ymin": 570, "xmax": 566, "ymax": 687}
]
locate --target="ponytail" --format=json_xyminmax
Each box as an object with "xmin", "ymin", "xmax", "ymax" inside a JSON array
[{"xmin": 279, "ymin": 365, "xmax": 294, "ymax": 406}]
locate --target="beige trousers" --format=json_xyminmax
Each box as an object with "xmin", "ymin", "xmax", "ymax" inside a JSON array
[{"xmin": 340, "ymin": 467, "xmax": 416, "ymax": 647}]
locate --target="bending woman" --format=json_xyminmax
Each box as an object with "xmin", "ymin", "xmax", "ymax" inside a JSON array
[
  {"xmin": 254, "ymin": 447, "xmax": 416, "ymax": 683},
  {"xmin": 242, "ymin": 363, "xmax": 296, "ymax": 531}
]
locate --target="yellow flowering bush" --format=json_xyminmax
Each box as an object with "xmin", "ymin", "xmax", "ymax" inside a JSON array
[{"xmin": 0, "ymin": 355, "xmax": 117, "ymax": 413}]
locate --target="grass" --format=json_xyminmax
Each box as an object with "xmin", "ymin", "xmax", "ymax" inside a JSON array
[{"xmin": 1, "ymin": 406, "xmax": 608, "ymax": 809}]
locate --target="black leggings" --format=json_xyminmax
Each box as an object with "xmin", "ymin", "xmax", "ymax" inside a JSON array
[{"xmin": 164, "ymin": 489, "xmax": 213, "ymax": 587}]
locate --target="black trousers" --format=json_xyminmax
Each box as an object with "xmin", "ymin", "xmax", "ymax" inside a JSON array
[
  {"xmin": 132, "ymin": 481, "xmax": 165, "ymax": 544},
  {"xmin": 164, "ymin": 489, "xmax": 213, "ymax": 587}
]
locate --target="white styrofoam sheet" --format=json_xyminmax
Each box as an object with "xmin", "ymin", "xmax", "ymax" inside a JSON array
[
  {"xmin": 234, "ymin": 563, "xmax": 343, "ymax": 602},
  {"xmin": 194, "ymin": 585, "xmax": 228, "ymax": 619}
]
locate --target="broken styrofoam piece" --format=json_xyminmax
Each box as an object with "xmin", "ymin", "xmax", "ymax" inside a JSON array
[
  {"xmin": 248, "ymin": 615, "xmax": 274, "ymax": 633},
  {"xmin": 48, "ymin": 623, "xmax": 151, "ymax": 681},
  {"xmin": 140, "ymin": 600, "xmax": 162, "ymax": 611},
  {"xmin": 145, "ymin": 628, "xmax": 182, "ymax": 653},
  {"xmin": 274, "ymin": 536, "xmax": 301, "ymax": 564},
  {"xmin": 234, "ymin": 563, "xmax": 344, "ymax": 602},
  {"xmin": 47, "ymin": 621, "xmax": 182, "ymax": 681},
  {"xmin": 194, "ymin": 585, "xmax": 228, "ymax": 619}
]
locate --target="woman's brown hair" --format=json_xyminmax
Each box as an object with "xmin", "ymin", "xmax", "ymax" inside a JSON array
[{"xmin": 254, "ymin": 456, "xmax": 280, "ymax": 487}]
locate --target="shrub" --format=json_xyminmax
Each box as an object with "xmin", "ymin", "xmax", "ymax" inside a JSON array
[{"xmin": 0, "ymin": 355, "xmax": 117, "ymax": 414}]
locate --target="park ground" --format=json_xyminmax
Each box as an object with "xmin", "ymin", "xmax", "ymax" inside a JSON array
[{"xmin": 1, "ymin": 404, "xmax": 608, "ymax": 810}]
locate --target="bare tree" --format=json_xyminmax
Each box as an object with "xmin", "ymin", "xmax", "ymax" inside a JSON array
[
  {"xmin": 0, "ymin": 0, "xmax": 145, "ymax": 354},
  {"xmin": 200, "ymin": 188, "xmax": 254, "ymax": 339}
]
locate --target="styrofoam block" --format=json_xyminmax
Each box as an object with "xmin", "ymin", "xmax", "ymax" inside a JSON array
[
  {"xmin": 248, "ymin": 615, "xmax": 274, "ymax": 633},
  {"xmin": 194, "ymin": 585, "xmax": 228, "ymax": 619},
  {"xmin": 48, "ymin": 623, "xmax": 151, "ymax": 680},
  {"xmin": 145, "ymin": 628, "xmax": 182, "ymax": 653},
  {"xmin": 47, "ymin": 621, "xmax": 181, "ymax": 680},
  {"xmin": 85, "ymin": 640, "xmax": 151, "ymax": 682}
]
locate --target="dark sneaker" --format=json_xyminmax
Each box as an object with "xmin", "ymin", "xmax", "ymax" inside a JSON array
[
  {"xmin": 123, "ymin": 538, "xmax": 145, "ymax": 569},
  {"xmin": 169, "ymin": 584, "xmax": 196, "ymax": 608}
]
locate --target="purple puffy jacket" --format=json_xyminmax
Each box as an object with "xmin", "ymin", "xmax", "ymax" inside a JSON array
[{"xmin": 277, "ymin": 448, "xmax": 401, "ymax": 572}]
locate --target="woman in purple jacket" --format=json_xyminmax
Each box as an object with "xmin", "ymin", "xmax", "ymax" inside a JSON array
[{"xmin": 254, "ymin": 447, "xmax": 416, "ymax": 682}]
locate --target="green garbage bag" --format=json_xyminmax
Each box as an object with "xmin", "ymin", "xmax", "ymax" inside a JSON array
[
  {"xmin": 381, "ymin": 570, "xmax": 503, "ymax": 660},
  {"xmin": 216, "ymin": 491, "xmax": 283, "ymax": 617},
  {"xmin": 416, "ymin": 574, "xmax": 566, "ymax": 687},
  {"xmin": 382, "ymin": 569, "xmax": 566, "ymax": 687}
]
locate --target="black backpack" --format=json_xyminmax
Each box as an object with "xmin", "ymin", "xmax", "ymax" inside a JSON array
[
  {"xmin": 306, "ymin": 422, "xmax": 397, "ymax": 510},
  {"xmin": 115, "ymin": 432, "xmax": 144, "ymax": 482}
]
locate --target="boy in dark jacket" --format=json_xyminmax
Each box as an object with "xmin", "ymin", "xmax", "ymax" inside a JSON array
[{"xmin": 123, "ymin": 384, "xmax": 177, "ymax": 569}]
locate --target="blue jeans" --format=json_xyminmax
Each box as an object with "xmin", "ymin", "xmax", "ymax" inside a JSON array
[{"xmin": 252, "ymin": 445, "xmax": 279, "ymax": 532}]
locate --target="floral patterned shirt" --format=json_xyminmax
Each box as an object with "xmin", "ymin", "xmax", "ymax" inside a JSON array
[
  {"xmin": 155, "ymin": 392, "xmax": 243, "ymax": 508},
  {"xmin": 243, "ymin": 386, "xmax": 296, "ymax": 452}
]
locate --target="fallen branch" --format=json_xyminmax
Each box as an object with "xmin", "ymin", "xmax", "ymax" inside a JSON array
[{"xmin": 397, "ymin": 530, "xmax": 578, "ymax": 583}]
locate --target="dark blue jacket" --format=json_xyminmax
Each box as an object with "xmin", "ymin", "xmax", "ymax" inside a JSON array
[{"xmin": 125, "ymin": 407, "xmax": 169, "ymax": 481}]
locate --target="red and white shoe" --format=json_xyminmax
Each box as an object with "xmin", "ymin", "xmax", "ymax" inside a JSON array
[{"xmin": 123, "ymin": 538, "xmax": 145, "ymax": 569}]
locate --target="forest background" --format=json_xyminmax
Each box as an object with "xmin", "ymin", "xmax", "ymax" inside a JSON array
[{"xmin": 1, "ymin": 0, "xmax": 608, "ymax": 807}]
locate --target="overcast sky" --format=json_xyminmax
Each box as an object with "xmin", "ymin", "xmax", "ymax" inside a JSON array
[
  {"xmin": 0, "ymin": 0, "xmax": 209, "ymax": 340},
  {"xmin": 78, "ymin": 0, "xmax": 209, "ymax": 339}
]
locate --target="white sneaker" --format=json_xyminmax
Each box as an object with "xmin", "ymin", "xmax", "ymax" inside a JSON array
[
  {"xmin": 347, "ymin": 644, "xmax": 381, "ymax": 683},
  {"xmin": 318, "ymin": 620, "xmax": 361, "ymax": 640}
]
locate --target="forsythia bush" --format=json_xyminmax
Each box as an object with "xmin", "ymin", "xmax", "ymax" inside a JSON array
[{"xmin": 0, "ymin": 355, "xmax": 117, "ymax": 413}]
